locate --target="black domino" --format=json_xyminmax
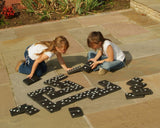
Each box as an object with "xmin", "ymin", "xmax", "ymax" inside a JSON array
[
  {"xmin": 9, "ymin": 104, "xmax": 39, "ymax": 116},
  {"xmin": 82, "ymin": 61, "xmax": 93, "ymax": 73},
  {"xmin": 125, "ymin": 93, "xmax": 145, "ymax": 99},
  {"xmin": 132, "ymin": 88, "xmax": 153, "ymax": 96},
  {"xmin": 127, "ymin": 77, "xmax": 144, "ymax": 86},
  {"xmin": 44, "ymin": 74, "xmax": 68, "ymax": 85},
  {"xmin": 69, "ymin": 107, "xmax": 84, "ymax": 118},
  {"xmin": 23, "ymin": 75, "xmax": 41, "ymax": 85},
  {"xmin": 25, "ymin": 105, "xmax": 40, "ymax": 115},
  {"xmin": 67, "ymin": 65, "xmax": 83, "ymax": 75}
]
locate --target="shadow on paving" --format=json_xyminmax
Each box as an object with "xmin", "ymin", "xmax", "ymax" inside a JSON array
[
  {"xmin": 46, "ymin": 51, "xmax": 132, "ymax": 73},
  {"xmin": 46, "ymin": 55, "xmax": 87, "ymax": 73},
  {"xmin": 123, "ymin": 51, "xmax": 132, "ymax": 66}
]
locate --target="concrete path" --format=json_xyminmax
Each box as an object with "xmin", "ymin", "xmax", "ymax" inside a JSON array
[{"xmin": 0, "ymin": 1, "xmax": 160, "ymax": 128}]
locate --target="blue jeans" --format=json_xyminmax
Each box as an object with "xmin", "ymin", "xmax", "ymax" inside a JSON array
[
  {"xmin": 19, "ymin": 46, "xmax": 47, "ymax": 77},
  {"xmin": 87, "ymin": 51, "xmax": 125, "ymax": 72}
]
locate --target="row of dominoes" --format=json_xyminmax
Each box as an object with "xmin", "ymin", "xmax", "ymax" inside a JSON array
[
  {"xmin": 27, "ymin": 78, "xmax": 121, "ymax": 113},
  {"xmin": 9, "ymin": 104, "xmax": 39, "ymax": 116},
  {"xmin": 125, "ymin": 77, "xmax": 153, "ymax": 99},
  {"xmin": 44, "ymin": 74, "xmax": 68, "ymax": 87},
  {"xmin": 67, "ymin": 61, "xmax": 94, "ymax": 75},
  {"xmin": 45, "ymin": 81, "xmax": 84, "ymax": 99}
]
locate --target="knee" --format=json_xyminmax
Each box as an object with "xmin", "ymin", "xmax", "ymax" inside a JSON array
[{"xmin": 101, "ymin": 62, "xmax": 112, "ymax": 71}]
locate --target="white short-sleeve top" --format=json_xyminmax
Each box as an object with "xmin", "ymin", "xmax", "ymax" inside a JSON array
[
  {"xmin": 28, "ymin": 44, "xmax": 54, "ymax": 60},
  {"xmin": 102, "ymin": 40, "xmax": 125, "ymax": 61}
]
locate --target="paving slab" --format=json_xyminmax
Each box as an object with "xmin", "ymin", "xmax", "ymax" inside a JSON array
[
  {"xmin": 87, "ymin": 97, "xmax": 160, "ymax": 128},
  {"xmin": 76, "ymin": 12, "xmax": 129, "ymax": 27},
  {"xmin": 0, "ymin": 85, "xmax": 16, "ymax": 117},
  {"xmin": 120, "ymin": 38, "xmax": 160, "ymax": 58},
  {"xmin": 0, "ymin": 29, "xmax": 17, "ymax": 42},
  {"xmin": 14, "ymin": 21, "xmax": 64, "ymax": 38},
  {"xmin": 0, "ymin": 68, "xmax": 10, "ymax": 86},
  {"xmin": 146, "ymin": 23, "xmax": 160, "ymax": 36},
  {"xmin": 14, "ymin": 19, "xmax": 81, "ymax": 38},
  {"xmin": 121, "ymin": 10, "xmax": 160, "ymax": 27},
  {"xmin": 2, "ymin": 49, "xmax": 25, "ymax": 74},
  {"xmin": 103, "ymin": 21, "xmax": 148, "ymax": 38},
  {"xmin": 35, "ymin": 31, "xmax": 87, "ymax": 55},
  {"xmin": 0, "ymin": 53, "xmax": 5, "ymax": 69},
  {"xmin": 68, "ymin": 25, "xmax": 110, "ymax": 51},
  {"xmin": 119, "ymin": 31, "xmax": 159, "ymax": 44}
]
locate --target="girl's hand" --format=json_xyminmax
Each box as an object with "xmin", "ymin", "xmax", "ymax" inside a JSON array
[
  {"xmin": 89, "ymin": 58, "xmax": 96, "ymax": 62},
  {"xmin": 27, "ymin": 73, "xmax": 33, "ymax": 79},
  {"xmin": 90, "ymin": 61, "xmax": 99, "ymax": 69},
  {"xmin": 66, "ymin": 68, "xmax": 72, "ymax": 71}
]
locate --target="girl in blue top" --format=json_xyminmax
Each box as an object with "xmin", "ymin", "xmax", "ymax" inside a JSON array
[
  {"xmin": 87, "ymin": 31, "xmax": 125, "ymax": 75},
  {"xmin": 16, "ymin": 36, "xmax": 72, "ymax": 78}
]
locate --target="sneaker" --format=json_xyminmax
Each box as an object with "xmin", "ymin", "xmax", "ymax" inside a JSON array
[
  {"xmin": 15, "ymin": 60, "xmax": 25, "ymax": 72},
  {"xmin": 98, "ymin": 68, "xmax": 108, "ymax": 75}
]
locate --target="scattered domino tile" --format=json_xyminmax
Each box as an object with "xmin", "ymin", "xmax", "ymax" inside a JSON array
[
  {"xmin": 126, "ymin": 77, "xmax": 144, "ymax": 86},
  {"xmin": 23, "ymin": 75, "xmax": 41, "ymax": 85},
  {"xmin": 125, "ymin": 93, "xmax": 145, "ymax": 99},
  {"xmin": 68, "ymin": 107, "xmax": 84, "ymax": 118},
  {"xmin": 82, "ymin": 61, "xmax": 93, "ymax": 73},
  {"xmin": 9, "ymin": 104, "xmax": 39, "ymax": 116}
]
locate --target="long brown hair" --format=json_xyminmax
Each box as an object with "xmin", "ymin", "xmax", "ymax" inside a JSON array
[
  {"xmin": 35, "ymin": 36, "xmax": 69, "ymax": 55},
  {"xmin": 87, "ymin": 31, "xmax": 111, "ymax": 48}
]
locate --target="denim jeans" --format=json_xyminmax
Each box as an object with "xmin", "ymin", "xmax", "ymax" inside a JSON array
[
  {"xmin": 19, "ymin": 46, "xmax": 47, "ymax": 77},
  {"xmin": 87, "ymin": 51, "xmax": 125, "ymax": 72}
]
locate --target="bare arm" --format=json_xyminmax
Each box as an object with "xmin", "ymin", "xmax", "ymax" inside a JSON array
[
  {"xmin": 90, "ymin": 45, "xmax": 114, "ymax": 69},
  {"xmin": 89, "ymin": 49, "xmax": 102, "ymax": 62},
  {"xmin": 27, "ymin": 54, "xmax": 49, "ymax": 78},
  {"xmin": 97, "ymin": 45, "xmax": 114, "ymax": 64},
  {"xmin": 56, "ymin": 52, "xmax": 71, "ymax": 71}
]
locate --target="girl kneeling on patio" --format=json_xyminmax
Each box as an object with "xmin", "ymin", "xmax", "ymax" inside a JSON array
[
  {"xmin": 16, "ymin": 36, "xmax": 72, "ymax": 78},
  {"xmin": 87, "ymin": 31, "xmax": 126, "ymax": 75}
]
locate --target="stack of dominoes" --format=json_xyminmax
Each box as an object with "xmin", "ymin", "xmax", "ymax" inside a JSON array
[
  {"xmin": 125, "ymin": 77, "xmax": 153, "ymax": 99},
  {"xmin": 9, "ymin": 104, "xmax": 39, "ymax": 116},
  {"xmin": 82, "ymin": 61, "xmax": 94, "ymax": 73}
]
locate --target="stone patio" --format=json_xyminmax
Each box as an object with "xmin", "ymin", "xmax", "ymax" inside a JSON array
[{"xmin": 0, "ymin": 1, "xmax": 160, "ymax": 127}]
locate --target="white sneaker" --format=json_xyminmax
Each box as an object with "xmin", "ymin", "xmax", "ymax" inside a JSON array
[{"xmin": 98, "ymin": 68, "xmax": 108, "ymax": 75}]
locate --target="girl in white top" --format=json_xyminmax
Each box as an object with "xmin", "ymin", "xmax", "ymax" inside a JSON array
[
  {"xmin": 87, "ymin": 31, "xmax": 125, "ymax": 75},
  {"xmin": 16, "ymin": 36, "xmax": 72, "ymax": 78}
]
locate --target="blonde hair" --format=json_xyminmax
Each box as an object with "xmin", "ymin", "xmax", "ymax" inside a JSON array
[{"xmin": 35, "ymin": 36, "xmax": 69, "ymax": 55}]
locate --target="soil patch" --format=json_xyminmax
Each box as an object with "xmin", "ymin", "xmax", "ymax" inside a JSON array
[{"xmin": 0, "ymin": 0, "xmax": 130, "ymax": 29}]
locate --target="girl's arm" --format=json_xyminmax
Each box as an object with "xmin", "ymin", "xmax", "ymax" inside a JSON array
[
  {"xmin": 27, "ymin": 54, "xmax": 49, "ymax": 78},
  {"xmin": 89, "ymin": 49, "xmax": 103, "ymax": 63},
  {"xmin": 56, "ymin": 52, "xmax": 71, "ymax": 71},
  {"xmin": 90, "ymin": 45, "xmax": 114, "ymax": 69},
  {"xmin": 90, "ymin": 49, "xmax": 102, "ymax": 69}
]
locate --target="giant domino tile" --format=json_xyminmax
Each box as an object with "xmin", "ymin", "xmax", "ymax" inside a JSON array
[{"xmin": 27, "ymin": 74, "xmax": 121, "ymax": 113}]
